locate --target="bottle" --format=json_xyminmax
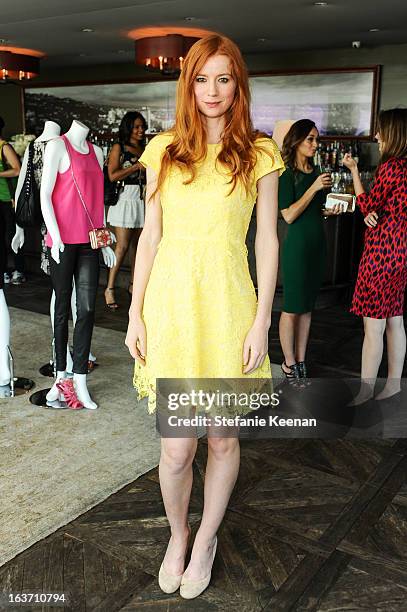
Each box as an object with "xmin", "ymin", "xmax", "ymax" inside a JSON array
[{"xmin": 331, "ymin": 141, "xmax": 337, "ymax": 169}]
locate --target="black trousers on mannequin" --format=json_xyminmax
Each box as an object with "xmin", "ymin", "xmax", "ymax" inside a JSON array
[{"xmin": 48, "ymin": 243, "xmax": 99, "ymax": 374}]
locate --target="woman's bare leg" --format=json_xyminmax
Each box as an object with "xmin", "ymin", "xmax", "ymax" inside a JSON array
[
  {"xmin": 105, "ymin": 227, "xmax": 133, "ymax": 303},
  {"xmin": 279, "ymin": 312, "xmax": 298, "ymax": 372},
  {"xmin": 295, "ymin": 312, "xmax": 312, "ymax": 363},
  {"xmin": 159, "ymin": 437, "xmax": 197, "ymax": 575},
  {"xmin": 349, "ymin": 316, "xmax": 386, "ymax": 405},
  {"xmin": 183, "ymin": 435, "xmax": 240, "ymax": 580},
  {"xmin": 375, "ymin": 315, "xmax": 406, "ymax": 400}
]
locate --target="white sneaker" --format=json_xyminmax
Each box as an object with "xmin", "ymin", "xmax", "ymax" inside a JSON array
[{"xmin": 3, "ymin": 272, "xmax": 11, "ymax": 284}]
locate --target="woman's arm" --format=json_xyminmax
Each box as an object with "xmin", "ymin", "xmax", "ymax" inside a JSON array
[
  {"xmin": 125, "ymin": 166, "xmax": 162, "ymax": 363},
  {"xmin": 243, "ymin": 170, "xmax": 279, "ymax": 374},
  {"xmin": 343, "ymin": 153, "xmax": 396, "ymax": 215},
  {"xmin": 108, "ymin": 143, "xmax": 144, "ymax": 182},
  {"xmin": 280, "ymin": 173, "xmax": 331, "ymax": 224},
  {"xmin": 343, "ymin": 153, "xmax": 364, "ymax": 196},
  {"xmin": 0, "ymin": 143, "xmax": 21, "ymax": 178}
]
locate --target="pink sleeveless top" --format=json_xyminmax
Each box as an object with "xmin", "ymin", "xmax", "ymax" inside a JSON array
[{"xmin": 45, "ymin": 135, "xmax": 104, "ymax": 247}]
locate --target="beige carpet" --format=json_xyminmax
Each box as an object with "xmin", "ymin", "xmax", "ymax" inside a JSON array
[{"xmin": 0, "ymin": 308, "xmax": 160, "ymax": 568}]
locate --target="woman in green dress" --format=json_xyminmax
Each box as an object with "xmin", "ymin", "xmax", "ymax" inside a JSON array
[{"xmin": 278, "ymin": 119, "xmax": 342, "ymax": 379}]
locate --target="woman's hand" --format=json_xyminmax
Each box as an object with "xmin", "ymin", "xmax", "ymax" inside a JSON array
[
  {"xmin": 242, "ymin": 323, "xmax": 269, "ymax": 374},
  {"xmin": 323, "ymin": 203, "xmax": 345, "ymax": 217},
  {"xmin": 313, "ymin": 173, "xmax": 332, "ymax": 192},
  {"xmin": 342, "ymin": 153, "xmax": 358, "ymax": 171},
  {"xmin": 125, "ymin": 316, "xmax": 147, "ymax": 365},
  {"xmin": 364, "ymin": 211, "xmax": 378, "ymax": 228}
]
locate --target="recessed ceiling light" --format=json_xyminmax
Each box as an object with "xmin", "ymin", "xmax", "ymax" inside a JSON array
[
  {"xmin": 314, "ymin": 2, "xmax": 328, "ymax": 5},
  {"xmin": 184, "ymin": 17, "xmax": 196, "ymax": 21},
  {"xmin": 257, "ymin": 38, "xmax": 267, "ymax": 43},
  {"xmin": 369, "ymin": 28, "xmax": 380, "ymax": 32},
  {"xmin": 81, "ymin": 28, "xmax": 94, "ymax": 33},
  {"xmin": 117, "ymin": 49, "xmax": 127, "ymax": 54}
]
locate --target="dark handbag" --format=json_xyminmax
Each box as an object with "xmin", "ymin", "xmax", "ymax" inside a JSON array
[
  {"xmin": 103, "ymin": 164, "xmax": 124, "ymax": 206},
  {"xmin": 104, "ymin": 143, "xmax": 124, "ymax": 207},
  {"xmin": 15, "ymin": 141, "xmax": 42, "ymax": 227}
]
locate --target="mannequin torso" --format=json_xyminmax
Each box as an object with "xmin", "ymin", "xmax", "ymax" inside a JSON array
[{"xmin": 41, "ymin": 120, "xmax": 104, "ymax": 259}]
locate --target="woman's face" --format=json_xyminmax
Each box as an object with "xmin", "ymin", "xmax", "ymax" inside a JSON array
[
  {"xmin": 193, "ymin": 53, "xmax": 237, "ymax": 120},
  {"xmin": 297, "ymin": 127, "xmax": 319, "ymax": 159},
  {"xmin": 375, "ymin": 131, "xmax": 383, "ymax": 152},
  {"xmin": 132, "ymin": 117, "xmax": 145, "ymax": 141}
]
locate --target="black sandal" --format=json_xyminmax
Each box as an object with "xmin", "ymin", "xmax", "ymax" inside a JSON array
[
  {"xmin": 281, "ymin": 362, "xmax": 301, "ymax": 381},
  {"xmin": 297, "ymin": 361, "xmax": 307, "ymax": 378},
  {"xmin": 104, "ymin": 287, "xmax": 119, "ymax": 310}
]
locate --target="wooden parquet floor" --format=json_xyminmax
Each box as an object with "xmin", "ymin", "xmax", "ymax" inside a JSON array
[
  {"xmin": 2, "ymin": 277, "xmax": 407, "ymax": 610},
  {"xmin": 1, "ymin": 438, "xmax": 407, "ymax": 611}
]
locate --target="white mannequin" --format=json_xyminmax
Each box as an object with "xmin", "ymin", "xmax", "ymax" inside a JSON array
[
  {"xmin": 12, "ymin": 120, "xmax": 61, "ymax": 252},
  {"xmin": 41, "ymin": 120, "xmax": 116, "ymax": 409},
  {"xmin": 0, "ymin": 290, "xmax": 11, "ymax": 396},
  {"xmin": 11, "ymin": 120, "xmax": 100, "ymax": 390}
]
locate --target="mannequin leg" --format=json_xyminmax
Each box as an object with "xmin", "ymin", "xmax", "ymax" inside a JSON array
[
  {"xmin": 71, "ymin": 280, "xmax": 95, "ymax": 363},
  {"xmin": 72, "ymin": 244, "xmax": 99, "ymax": 409},
  {"xmin": 50, "ymin": 290, "xmax": 73, "ymax": 374},
  {"xmin": 0, "ymin": 290, "xmax": 11, "ymax": 395},
  {"xmin": 0, "ymin": 211, "xmax": 11, "ymax": 396},
  {"xmin": 47, "ymin": 245, "xmax": 76, "ymax": 401}
]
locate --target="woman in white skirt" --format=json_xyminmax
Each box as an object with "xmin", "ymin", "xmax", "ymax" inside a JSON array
[{"xmin": 105, "ymin": 111, "xmax": 147, "ymax": 308}]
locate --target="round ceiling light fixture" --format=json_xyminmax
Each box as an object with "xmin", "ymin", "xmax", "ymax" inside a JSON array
[
  {"xmin": 0, "ymin": 46, "xmax": 44, "ymax": 81},
  {"xmin": 129, "ymin": 27, "xmax": 216, "ymax": 76},
  {"xmin": 135, "ymin": 34, "xmax": 199, "ymax": 75}
]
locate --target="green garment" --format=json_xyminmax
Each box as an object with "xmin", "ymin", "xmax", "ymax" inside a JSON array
[
  {"xmin": 0, "ymin": 148, "xmax": 11, "ymax": 201},
  {"xmin": 278, "ymin": 166, "xmax": 326, "ymax": 313}
]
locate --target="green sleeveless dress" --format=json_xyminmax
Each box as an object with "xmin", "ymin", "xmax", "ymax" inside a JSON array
[{"xmin": 278, "ymin": 166, "xmax": 326, "ymax": 313}]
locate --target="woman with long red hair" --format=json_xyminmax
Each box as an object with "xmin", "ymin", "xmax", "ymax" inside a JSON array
[{"xmin": 125, "ymin": 34, "xmax": 284, "ymax": 598}]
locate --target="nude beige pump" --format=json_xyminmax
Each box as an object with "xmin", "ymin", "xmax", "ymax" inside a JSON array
[
  {"xmin": 180, "ymin": 536, "xmax": 218, "ymax": 599},
  {"xmin": 158, "ymin": 562, "xmax": 183, "ymax": 594},
  {"xmin": 158, "ymin": 527, "xmax": 191, "ymax": 594}
]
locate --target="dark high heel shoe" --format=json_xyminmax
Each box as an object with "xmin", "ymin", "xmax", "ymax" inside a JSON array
[
  {"xmin": 281, "ymin": 362, "xmax": 301, "ymax": 382},
  {"xmin": 297, "ymin": 361, "xmax": 307, "ymax": 378},
  {"xmin": 104, "ymin": 287, "xmax": 119, "ymax": 310}
]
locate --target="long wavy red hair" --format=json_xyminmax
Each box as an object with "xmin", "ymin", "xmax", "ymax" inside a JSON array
[{"xmin": 154, "ymin": 34, "xmax": 269, "ymax": 196}]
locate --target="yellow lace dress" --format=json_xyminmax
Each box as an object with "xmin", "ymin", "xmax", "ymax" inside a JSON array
[{"xmin": 134, "ymin": 132, "xmax": 285, "ymax": 413}]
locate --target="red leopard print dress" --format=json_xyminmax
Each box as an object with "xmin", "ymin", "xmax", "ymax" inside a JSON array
[{"xmin": 351, "ymin": 157, "xmax": 407, "ymax": 319}]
